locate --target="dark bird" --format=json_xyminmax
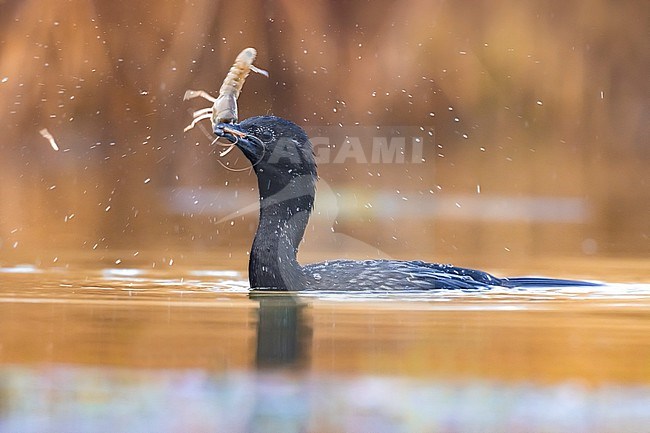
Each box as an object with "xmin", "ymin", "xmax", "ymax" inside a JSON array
[{"xmin": 214, "ymin": 116, "xmax": 596, "ymax": 291}]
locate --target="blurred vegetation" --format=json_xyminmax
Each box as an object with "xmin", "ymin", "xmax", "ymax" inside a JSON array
[{"xmin": 0, "ymin": 0, "xmax": 648, "ymax": 266}]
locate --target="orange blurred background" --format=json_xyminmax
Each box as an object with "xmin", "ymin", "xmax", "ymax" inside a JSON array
[{"xmin": 0, "ymin": 0, "xmax": 648, "ymax": 267}]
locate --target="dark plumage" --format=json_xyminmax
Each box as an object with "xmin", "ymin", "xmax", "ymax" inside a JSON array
[{"xmin": 214, "ymin": 116, "xmax": 596, "ymax": 291}]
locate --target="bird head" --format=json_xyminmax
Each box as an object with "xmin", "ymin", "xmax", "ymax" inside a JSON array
[{"xmin": 214, "ymin": 116, "xmax": 317, "ymax": 180}]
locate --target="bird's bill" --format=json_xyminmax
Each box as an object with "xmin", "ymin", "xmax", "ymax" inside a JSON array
[
  {"xmin": 213, "ymin": 122, "xmax": 261, "ymax": 161},
  {"xmin": 214, "ymin": 123, "xmax": 246, "ymax": 142}
]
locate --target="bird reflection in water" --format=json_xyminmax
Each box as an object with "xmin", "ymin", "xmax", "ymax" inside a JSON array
[
  {"xmin": 250, "ymin": 293, "xmax": 311, "ymax": 369},
  {"xmin": 248, "ymin": 293, "xmax": 312, "ymax": 432}
]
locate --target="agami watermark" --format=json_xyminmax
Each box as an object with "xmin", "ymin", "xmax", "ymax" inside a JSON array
[
  {"xmin": 187, "ymin": 113, "xmax": 433, "ymax": 165},
  {"xmin": 305, "ymin": 126, "xmax": 431, "ymax": 164}
]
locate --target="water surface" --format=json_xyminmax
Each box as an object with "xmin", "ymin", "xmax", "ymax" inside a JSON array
[{"xmin": 1, "ymin": 258, "xmax": 649, "ymax": 432}]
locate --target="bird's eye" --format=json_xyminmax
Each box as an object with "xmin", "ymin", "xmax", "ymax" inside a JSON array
[{"xmin": 258, "ymin": 128, "xmax": 275, "ymax": 143}]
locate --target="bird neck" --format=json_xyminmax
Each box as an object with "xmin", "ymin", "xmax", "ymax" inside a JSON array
[{"xmin": 249, "ymin": 174, "xmax": 316, "ymax": 290}]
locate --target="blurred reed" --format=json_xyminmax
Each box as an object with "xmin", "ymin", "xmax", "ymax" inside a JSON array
[{"xmin": 0, "ymin": 0, "xmax": 647, "ymax": 264}]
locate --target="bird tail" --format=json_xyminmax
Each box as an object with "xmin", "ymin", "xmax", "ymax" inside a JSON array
[{"xmin": 501, "ymin": 277, "xmax": 600, "ymax": 288}]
